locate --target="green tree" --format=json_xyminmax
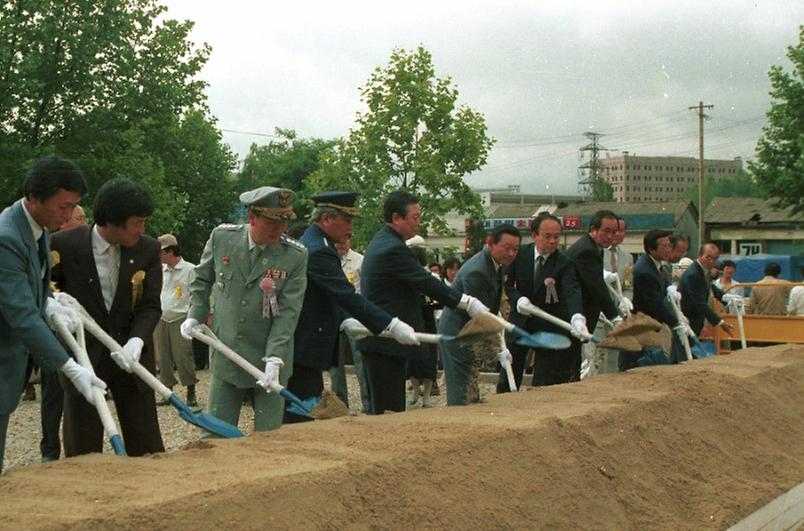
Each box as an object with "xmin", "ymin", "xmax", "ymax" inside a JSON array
[
  {"xmin": 239, "ymin": 128, "xmax": 336, "ymax": 222},
  {"xmin": 684, "ymin": 169, "xmax": 762, "ymax": 209},
  {"xmin": 750, "ymin": 25, "xmax": 804, "ymax": 214},
  {"xmin": 0, "ymin": 0, "xmax": 237, "ymax": 259},
  {"xmin": 590, "ymin": 178, "xmax": 615, "ymax": 202},
  {"xmin": 309, "ymin": 46, "xmax": 494, "ymax": 247}
]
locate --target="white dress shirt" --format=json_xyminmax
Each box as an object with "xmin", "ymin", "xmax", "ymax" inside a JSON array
[
  {"xmin": 92, "ymin": 225, "xmax": 120, "ymax": 311},
  {"xmin": 161, "ymin": 258, "xmax": 196, "ymax": 322}
]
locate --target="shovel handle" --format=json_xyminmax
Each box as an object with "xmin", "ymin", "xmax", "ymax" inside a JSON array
[
  {"xmin": 517, "ymin": 305, "xmax": 594, "ymax": 343},
  {"xmin": 52, "ymin": 317, "xmax": 125, "ymax": 451},
  {"xmin": 667, "ymin": 296, "xmax": 693, "ymax": 361},
  {"xmin": 191, "ymin": 326, "xmax": 264, "ymax": 381},
  {"xmin": 78, "ymin": 312, "xmax": 174, "ymax": 400}
]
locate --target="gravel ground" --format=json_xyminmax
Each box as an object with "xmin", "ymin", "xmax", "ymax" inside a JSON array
[{"xmin": 5, "ymin": 368, "xmax": 496, "ymax": 472}]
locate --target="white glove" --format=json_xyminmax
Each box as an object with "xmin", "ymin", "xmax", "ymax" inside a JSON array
[
  {"xmin": 618, "ymin": 295, "xmax": 633, "ymax": 315},
  {"xmin": 570, "ymin": 313, "xmax": 590, "ymax": 340},
  {"xmin": 722, "ymin": 293, "xmax": 743, "ymax": 305},
  {"xmin": 339, "ymin": 317, "xmax": 370, "ymax": 339},
  {"xmin": 60, "ymin": 358, "xmax": 107, "ymax": 405},
  {"xmin": 497, "ymin": 348, "xmax": 513, "ymax": 367},
  {"xmin": 674, "ymin": 323, "xmax": 695, "ymax": 339},
  {"xmin": 111, "ymin": 337, "xmax": 143, "ymax": 373},
  {"xmin": 666, "ymin": 285, "xmax": 682, "ymax": 302},
  {"xmin": 53, "ymin": 291, "xmax": 81, "ymax": 311},
  {"xmin": 603, "ymin": 270, "xmax": 619, "ymax": 285},
  {"xmin": 516, "ymin": 296, "xmax": 539, "ymax": 316},
  {"xmin": 44, "ymin": 297, "xmax": 80, "ymax": 334},
  {"xmin": 180, "ymin": 318, "xmax": 199, "ymax": 340},
  {"xmin": 387, "ymin": 317, "xmax": 420, "ymax": 345},
  {"xmin": 256, "ymin": 356, "xmax": 284, "ymax": 392},
  {"xmin": 611, "ymin": 315, "xmax": 624, "ymax": 327},
  {"xmin": 458, "ymin": 294, "xmax": 490, "ymax": 318}
]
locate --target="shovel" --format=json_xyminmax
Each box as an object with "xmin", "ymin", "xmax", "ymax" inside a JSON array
[
  {"xmin": 517, "ymin": 304, "xmax": 596, "ymax": 344},
  {"xmin": 56, "ymin": 295, "xmax": 245, "ymax": 439},
  {"xmin": 481, "ymin": 312, "xmax": 572, "ymax": 350},
  {"xmin": 667, "ymin": 295, "xmax": 693, "ymax": 362},
  {"xmin": 190, "ymin": 325, "xmax": 318, "ymax": 418},
  {"xmin": 51, "ymin": 315, "xmax": 127, "ymax": 456},
  {"xmin": 730, "ymin": 298, "xmax": 747, "ymax": 349}
]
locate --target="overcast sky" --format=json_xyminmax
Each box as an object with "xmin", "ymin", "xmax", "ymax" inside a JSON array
[{"xmin": 162, "ymin": 0, "xmax": 802, "ymax": 195}]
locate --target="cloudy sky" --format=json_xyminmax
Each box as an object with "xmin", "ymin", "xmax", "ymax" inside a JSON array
[{"xmin": 162, "ymin": 0, "xmax": 802, "ymax": 195}]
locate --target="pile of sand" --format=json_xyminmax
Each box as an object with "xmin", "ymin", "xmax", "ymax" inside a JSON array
[{"xmin": 0, "ymin": 345, "xmax": 801, "ymax": 529}]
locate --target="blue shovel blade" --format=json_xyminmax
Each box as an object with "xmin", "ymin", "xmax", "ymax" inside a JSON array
[
  {"xmin": 170, "ymin": 395, "xmax": 244, "ymax": 438},
  {"xmin": 514, "ymin": 329, "xmax": 572, "ymax": 350},
  {"xmin": 281, "ymin": 388, "xmax": 319, "ymax": 418}
]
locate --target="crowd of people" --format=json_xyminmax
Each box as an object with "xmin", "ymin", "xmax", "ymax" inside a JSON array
[{"xmin": 1, "ymin": 155, "xmax": 800, "ymax": 473}]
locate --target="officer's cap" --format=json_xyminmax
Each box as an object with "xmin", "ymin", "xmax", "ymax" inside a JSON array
[
  {"xmin": 240, "ymin": 186, "xmax": 297, "ymax": 221},
  {"xmin": 310, "ymin": 191, "xmax": 361, "ymax": 218}
]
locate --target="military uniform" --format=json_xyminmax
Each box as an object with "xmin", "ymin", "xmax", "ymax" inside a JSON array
[{"xmin": 188, "ymin": 187, "xmax": 307, "ymax": 431}]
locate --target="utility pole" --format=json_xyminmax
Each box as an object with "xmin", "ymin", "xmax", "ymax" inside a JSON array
[
  {"xmin": 690, "ymin": 101, "xmax": 713, "ymax": 247},
  {"xmin": 578, "ymin": 132, "xmax": 608, "ymax": 198}
]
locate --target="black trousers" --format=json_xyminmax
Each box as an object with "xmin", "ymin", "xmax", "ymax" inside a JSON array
[
  {"xmin": 361, "ymin": 351, "xmax": 406, "ymax": 415},
  {"xmin": 283, "ymin": 365, "xmax": 322, "ymax": 424},
  {"xmin": 498, "ymin": 339, "xmax": 578, "ymax": 392},
  {"xmin": 39, "ymin": 368, "xmax": 64, "ymax": 459}
]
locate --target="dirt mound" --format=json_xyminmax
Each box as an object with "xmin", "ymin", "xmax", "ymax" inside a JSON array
[{"xmin": 0, "ymin": 345, "xmax": 802, "ymax": 530}]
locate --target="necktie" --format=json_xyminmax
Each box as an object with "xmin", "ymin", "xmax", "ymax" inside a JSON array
[
  {"xmin": 534, "ymin": 255, "xmax": 544, "ymax": 287},
  {"xmin": 249, "ymin": 245, "xmax": 261, "ymax": 270},
  {"xmin": 610, "ymin": 246, "xmax": 617, "ymax": 272}
]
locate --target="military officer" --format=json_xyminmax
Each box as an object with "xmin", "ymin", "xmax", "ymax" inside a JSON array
[
  {"xmin": 182, "ymin": 187, "xmax": 308, "ymax": 431},
  {"xmin": 286, "ymin": 191, "xmax": 418, "ymax": 423}
]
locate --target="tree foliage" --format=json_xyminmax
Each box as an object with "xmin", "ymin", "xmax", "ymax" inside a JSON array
[
  {"xmin": 239, "ymin": 128, "xmax": 336, "ymax": 222},
  {"xmin": 308, "ymin": 46, "xmax": 494, "ymax": 247},
  {"xmin": 0, "ymin": 0, "xmax": 237, "ymax": 260},
  {"xmin": 750, "ymin": 25, "xmax": 804, "ymax": 214},
  {"xmin": 590, "ymin": 178, "xmax": 615, "ymax": 202},
  {"xmin": 684, "ymin": 169, "xmax": 762, "ymax": 210}
]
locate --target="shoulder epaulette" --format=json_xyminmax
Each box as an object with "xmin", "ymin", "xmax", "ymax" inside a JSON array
[
  {"xmin": 216, "ymin": 223, "xmax": 244, "ymax": 231},
  {"xmin": 281, "ymin": 235, "xmax": 307, "ymax": 252}
]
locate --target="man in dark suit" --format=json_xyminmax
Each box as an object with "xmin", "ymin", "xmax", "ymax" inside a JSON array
[
  {"xmin": 357, "ymin": 191, "xmax": 488, "ymax": 414},
  {"xmin": 52, "ymin": 178, "xmax": 164, "ymax": 457},
  {"xmin": 566, "ymin": 210, "xmax": 621, "ymax": 379},
  {"xmin": 624, "ymin": 229, "xmax": 680, "ymax": 370},
  {"xmin": 438, "ymin": 224, "xmax": 521, "ymax": 405},
  {"xmin": 0, "ymin": 156, "xmax": 105, "ymax": 473},
  {"xmin": 285, "ymin": 192, "xmax": 418, "ymax": 422},
  {"xmin": 679, "ymin": 242, "xmax": 734, "ymax": 340},
  {"xmin": 498, "ymin": 213, "xmax": 586, "ymax": 390}
]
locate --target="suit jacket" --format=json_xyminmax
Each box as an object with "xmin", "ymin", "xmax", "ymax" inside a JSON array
[
  {"xmin": 631, "ymin": 253, "xmax": 678, "ymax": 326},
  {"xmin": 566, "ymin": 233, "xmax": 618, "ymax": 330},
  {"xmin": 438, "ymin": 247, "xmax": 504, "ymax": 338},
  {"xmin": 51, "ymin": 224, "xmax": 163, "ymax": 393},
  {"xmin": 357, "ymin": 225, "xmax": 462, "ymax": 358},
  {"xmin": 188, "ymin": 224, "xmax": 307, "ymax": 387},
  {"xmin": 294, "ymin": 224, "xmax": 391, "ymax": 371},
  {"xmin": 0, "ymin": 200, "xmax": 70, "ymax": 415},
  {"xmin": 679, "ymin": 260, "xmax": 725, "ymax": 335},
  {"xmin": 503, "ymin": 243, "xmax": 582, "ymax": 336},
  {"xmin": 748, "ymin": 277, "xmax": 791, "ymax": 315}
]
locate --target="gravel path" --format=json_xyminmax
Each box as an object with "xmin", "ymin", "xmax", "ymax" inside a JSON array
[{"xmin": 5, "ymin": 368, "xmax": 496, "ymax": 472}]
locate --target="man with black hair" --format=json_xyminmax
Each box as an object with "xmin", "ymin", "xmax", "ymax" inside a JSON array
[
  {"xmin": 438, "ymin": 223, "xmax": 521, "ymax": 404},
  {"xmin": 623, "ymin": 229, "xmax": 680, "ymax": 371},
  {"xmin": 500, "ymin": 213, "xmax": 585, "ymax": 389},
  {"xmin": 52, "ymin": 178, "xmax": 164, "ymax": 457},
  {"xmin": 358, "ymin": 191, "xmax": 489, "ymax": 414},
  {"xmin": 662, "ymin": 234, "xmax": 689, "ymax": 284},
  {"xmin": 0, "ymin": 156, "xmax": 106, "ymax": 472},
  {"xmin": 748, "ymin": 262, "xmax": 791, "ymax": 315},
  {"xmin": 154, "ymin": 234, "xmax": 198, "ymax": 407},
  {"xmin": 565, "ymin": 210, "xmax": 620, "ymax": 379}
]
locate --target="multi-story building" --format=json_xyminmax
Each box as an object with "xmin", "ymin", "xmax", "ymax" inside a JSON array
[{"xmin": 600, "ymin": 155, "xmax": 742, "ymax": 203}]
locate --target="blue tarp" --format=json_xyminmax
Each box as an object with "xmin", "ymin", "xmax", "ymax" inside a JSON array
[{"xmin": 718, "ymin": 253, "xmax": 804, "ymax": 282}]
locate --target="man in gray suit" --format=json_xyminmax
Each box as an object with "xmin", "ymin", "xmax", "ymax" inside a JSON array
[
  {"xmin": 438, "ymin": 224, "xmax": 521, "ymax": 405},
  {"xmin": 0, "ymin": 156, "xmax": 106, "ymax": 472}
]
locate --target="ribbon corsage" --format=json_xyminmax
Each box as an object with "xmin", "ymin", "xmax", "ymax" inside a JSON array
[
  {"xmin": 260, "ymin": 273, "xmax": 280, "ymax": 319},
  {"xmin": 131, "ymin": 270, "xmax": 146, "ymax": 309},
  {"xmin": 544, "ymin": 277, "xmax": 559, "ymax": 304}
]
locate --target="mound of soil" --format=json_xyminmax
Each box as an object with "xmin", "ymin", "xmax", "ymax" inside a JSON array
[{"xmin": 0, "ymin": 345, "xmax": 801, "ymax": 530}]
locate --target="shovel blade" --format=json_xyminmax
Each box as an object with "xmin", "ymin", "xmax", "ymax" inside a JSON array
[
  {"xmin": 514, "ymin": 329, "xmax": 572, "ymax": 350},
  {"xmin": 170, "ymin": 395, "xmax": 245, "ymax": 438},
  {"xmin": 109, "ymin": 434, "xmax": 127, "ymax": 456},
  {"xmin": 280, "ymin": 388, "xmax": 318, "ymax": 418}
]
